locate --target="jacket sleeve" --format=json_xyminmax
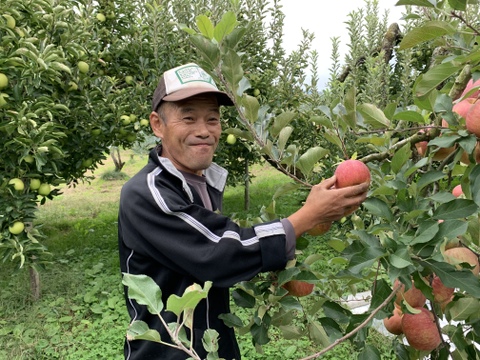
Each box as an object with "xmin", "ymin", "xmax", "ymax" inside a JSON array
[{"xmin": 119, "ymin": 169, "xmax": 288, "ymax": 288}]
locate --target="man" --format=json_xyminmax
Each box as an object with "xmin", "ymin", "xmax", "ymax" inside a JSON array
[{"xmin": 118, "ymin": 63, "xmax": 369, "ymax": 359}]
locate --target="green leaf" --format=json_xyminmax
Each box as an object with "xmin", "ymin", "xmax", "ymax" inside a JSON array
[
  {"xmin": 250, "ymin": 321, "xmax": 270, "ymax": 345},
  {"xmin": 277, "ymin": 126, "xmax": 293, "ymax": 153},
  {"xmin": 389, "ymin": 248, "xmax": 414, "ymax": 269},
  {"xmin": 369, "ymin": 279, "xmax": 392, "ymax": 310},
  {"xmin": 399, "ymin": 21, "xmax": 456, "ymax": 50},
  {"xmin": 166, "ymin": 282, "xmax": 211, "ymax": 317},
  {"xmin": 411, "ymin": 220, "xmax": 439, "ymax": 245},
  {"xmin": 392, "ymin": 110, "xmax": 426, "ymax": 123},
  {"xmin": 295, "ymin": 147, "xmax": 329, "ymax": 176},
  {"xmin": 278, "ymin": 325, "xmax": 303, "ymax": 340},
  {"xmin": 447, "ymin": 0, "xmax": 467, "ymax": 10},
  {"xmin": 433, "ymin": 199, "xmax": 478, "ymax": 220},
  {"xmin": 348, "ymin": 247, "xmax": 386, "ymax": 274},
  {"xmin": 343, "ymin": 86, "xmax": 357, "ymax": 128},
  {"xmin": 447, "ymin": 298, "xmax": 480, "ymax": 321},
  {"xmin": 358, "ymin": 104, "xmax": 391, "ymax": 129},
  {"xmin": 417, "ymin": 171, "xmax": 446, "ymax": 191},
  {"xmin": 395, "ymin": 0, "xmax": 435, "ymax": 7},
  {"xmin": 241, "ymin": 94, "xmax": 259, "ymax": 123},
  {"xmin": 421, "ymin": 261, "xmax": 480, "ymax": 298},
  {"xmin": 232, "ymin": 288, "xmax": 256, "ymax": 308},
  {"xmin": 221, "ymin": 50, "xmax": 243, "ymax": 94},
  {"xmin": 196, "ymin": 15, "xmax": 214, "ymax": 39},
  {"xmin": 122, "ymin": 273, "xmax": 163, "ymax": 314},
  {"xmin": 358, "ymin": 345, "xmax": 381, "ymax": 360},
  {"xmin": 271, "ymin": 111, "xmax": 296, "ymax": 137},
  {"xmin": 213, "ymin": 11, "xmax": 237, "ymax": 43},
  {"xmin": 189, "ymin": 35, "xmax": 220, "ymax": 69},
  {"xmin": 218, "ymin": 313, "xmax": 244, "ymax": 327},
  {"xmin": 126, "ymin": 320, "xmax": 162, "ymax": 342},
  {"xmin": 202, "ymin": 328, "xmax": 220, "ymax": 353},
  {"xmin": 391, "ymin": 144, "xmax": 412, "ymax": 174},
  {"xmin": 415, "ymin": 61, "xmax": 461, "ymax": 97},
  {"xmin": 362, "ymin": 198, "xmax": 393, "ymax": 221},
  {"xmin": 307, "ymin": 321, "xmax": 330, "ymax": 347}
]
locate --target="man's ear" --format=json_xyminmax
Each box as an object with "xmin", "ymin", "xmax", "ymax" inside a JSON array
[{"xmin": 150, "ymin": 111, "xmax": 164, "ymax": 138}]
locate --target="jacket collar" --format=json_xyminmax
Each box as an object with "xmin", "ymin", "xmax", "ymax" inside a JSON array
[{"xmin": 149, "ymin": 145, "xmax": 228, "ymax": 193}]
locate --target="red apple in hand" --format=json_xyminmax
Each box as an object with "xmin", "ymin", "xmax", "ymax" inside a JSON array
[
  {"xmin": 383, "ymin": 306, "xmax": 404, "ymax": 335},
  {"xmin": 402, "ymin": 307, "xmax": 442, "ymax": 351},
  {"xmin": 282, "ymin": 280, "xmax": 314, "ymax": 297},
  {"xmin": 334, "ymin": 159, "xmax": 371, "ymax": 188}
]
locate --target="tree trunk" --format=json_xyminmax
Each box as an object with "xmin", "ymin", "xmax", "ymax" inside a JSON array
[
  {"xmin": 29, "ymin": 266, "xmax": 41, "ymax": 300},
  {"xmin": 111, "ymin": 146, "xmax": 125, "ymax": 172}
]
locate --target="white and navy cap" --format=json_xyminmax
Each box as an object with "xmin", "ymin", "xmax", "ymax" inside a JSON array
[{"xmin": 152, "ymin": 63, "xmax": 233, "ymax": 111}]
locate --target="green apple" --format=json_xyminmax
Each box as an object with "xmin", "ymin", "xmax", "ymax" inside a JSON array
[
  {"xmin": 77, "ymin": 61, "xmax": 89, "ymax": 74},
  {"xmin": 8, "ymin": 178, "xmax": 24, "ymax": 191},
  {"xmin": 226, "ymin": 134, "xmax": 237, "ymax": 145},
  {"xmin": 126, "ymin": 134, "xmax": 136, "ymax": 142},
  {"xmin": 120, "ymin": 115, "xmax": 131, "ymax": 125},
  {"xmin": 0, "ymin": 93, "xmax": 7, "ymax": 107},
  {"xmin": 0, "ymin": 73, "xmax": 8, "ymax": 89},
  {"xmin": 82, "ymin": 158, "xmax": 93, "ymax": 168},
  {"xmin": 129, "ymin": 114, "xmax": 137, "ymax": 122},
  {"xmin": 2, "ymin": 14, "xmax": 15, "ymax": 29},
  {"xmin": 96, "ymin": 13, "xmax": 106, "ymax": 22},
  {"xmin": 140, "ymin": 118, "xmax": 149, "ymax": 127},
  {"xmin": 9, "ymin": 221, "xmax": 25, "ymax": 235},
  {"xmin": 24, "ymin": 155, "xmax": 34, "ymax": 163},
  {"xmin": 125, "ymin": 75, "xmax": 134, "ymax": 85},
  {"xmin": 30, "ymin": 178, "xmax": 41, "ymax": 190},
  {"xmin": 253, "ymin": 89, "xmax": 260, "ymax": 97},
  {"xmin": 91, "ymin": 128, "xmax": 102, "ymax": 136},
  {"xmin": 68, "ymin": 81, "xmax": 78, "ymax": 91},
  {"xmin": 38, "ymin": 183, "xmax": 51, "ymax": 196}
]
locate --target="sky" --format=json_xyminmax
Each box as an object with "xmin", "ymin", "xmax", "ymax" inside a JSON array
[{"xmin": 279, "ymin": 0, "xmax": 406, "ymax": 88}]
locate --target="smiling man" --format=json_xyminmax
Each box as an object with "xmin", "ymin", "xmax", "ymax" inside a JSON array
[{"xmin": 118, "ymin": 63, "xmax": 369, "ymax": 359}]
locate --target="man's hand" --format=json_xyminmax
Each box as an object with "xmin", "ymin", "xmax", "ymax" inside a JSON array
[{"xmin": 287, "ymin": 176, "xmax": 369, "ymax": 238}]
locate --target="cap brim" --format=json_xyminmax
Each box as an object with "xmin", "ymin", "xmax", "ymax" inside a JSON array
[{"xmin": 163, "ymin": 89, "xmax": 234, "ymax": 106}]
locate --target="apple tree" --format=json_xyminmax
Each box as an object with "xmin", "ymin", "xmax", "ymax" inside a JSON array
[{"xmin": 124, "ymin": 0, "xmax": 480, "ymax": 358}]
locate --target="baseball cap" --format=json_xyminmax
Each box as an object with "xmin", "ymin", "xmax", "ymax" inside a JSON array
[{"xmin": 152, "ymin": 63, "xmax": 234, "ymax": 111}]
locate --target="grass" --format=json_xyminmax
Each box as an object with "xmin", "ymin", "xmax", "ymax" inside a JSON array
[{"xmin": 0, "ymin": 149, "xmax": 392, "ymax": 359}]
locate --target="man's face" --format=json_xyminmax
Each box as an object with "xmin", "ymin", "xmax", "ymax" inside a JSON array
[{"xmin": 150, "ymin": 94, "xmax": 222, "ymax": 176}]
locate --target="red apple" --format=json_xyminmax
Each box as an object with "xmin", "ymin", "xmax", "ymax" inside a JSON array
[
  {"xmin": 282, "ymin": 280, "xmax": 314, "ymax": 297},
  {"xmin": 383, "ymin": 306, "xmax": 404, "ymax": 335},
  {"xmin": 460, "ymin": 78, "xmax": 480, "ymax": 99},
  {"xmin": 443, "ymin": 247, "xmax": 480, "ymax": 276},
  {"xmin": 394, "ymin": 279, "xmax": 426, "ymax": 308},
  {"xmin": 334, "ymin": 159, "xmax": 371, "ymax": 188},
  {"xmin": 453, "ymin": 98, "xmax": 476, "ymax": 119},
  {"xmin": 307, "ymin": 222, "xmax": 332, "ymax": 236},
  {"xmin": 452, "ymin": 184, "xmax": 463, "ymax": 198},
  {"xmin": 466, "ymin": 100, "xmax": 480, "ymax": 138},
  {"xmin": 431, "ymin": 275, "xmax": 454, "ymax": 307},
  {"xmin": 415, "ymin": 141, "xmax": 428, "ymax": 156},
  {"xmin": 460, "ymin": 142, "xmax": 480, "ymax": 164},
  {"xmin": 402, "ymin": 307, "xmax": 442, "ymax": 351}
]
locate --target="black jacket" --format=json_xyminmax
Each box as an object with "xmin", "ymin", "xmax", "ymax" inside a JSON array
[{"xmin": 118, "ymin": 147, "xmax": 288, "ymax": 359}]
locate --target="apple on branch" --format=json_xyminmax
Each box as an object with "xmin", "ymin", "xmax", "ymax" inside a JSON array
[
  {"xmin": 282, "ymin": 280, "xmax": 314, "ymax": 297},
  {"xmin": 334, "ymin": 159, "xmax": 371, "ymax": 215},
  {"xmin": 394, "ymin": 278, "xmax": 426, "ymax": 308},
  {"xmin": 383, "ymin": 306, "xmax": 403, "ymax": 335},
  {"xmin": 402, "ymin": 307, "xmax": 442, "ymax": 351}
]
